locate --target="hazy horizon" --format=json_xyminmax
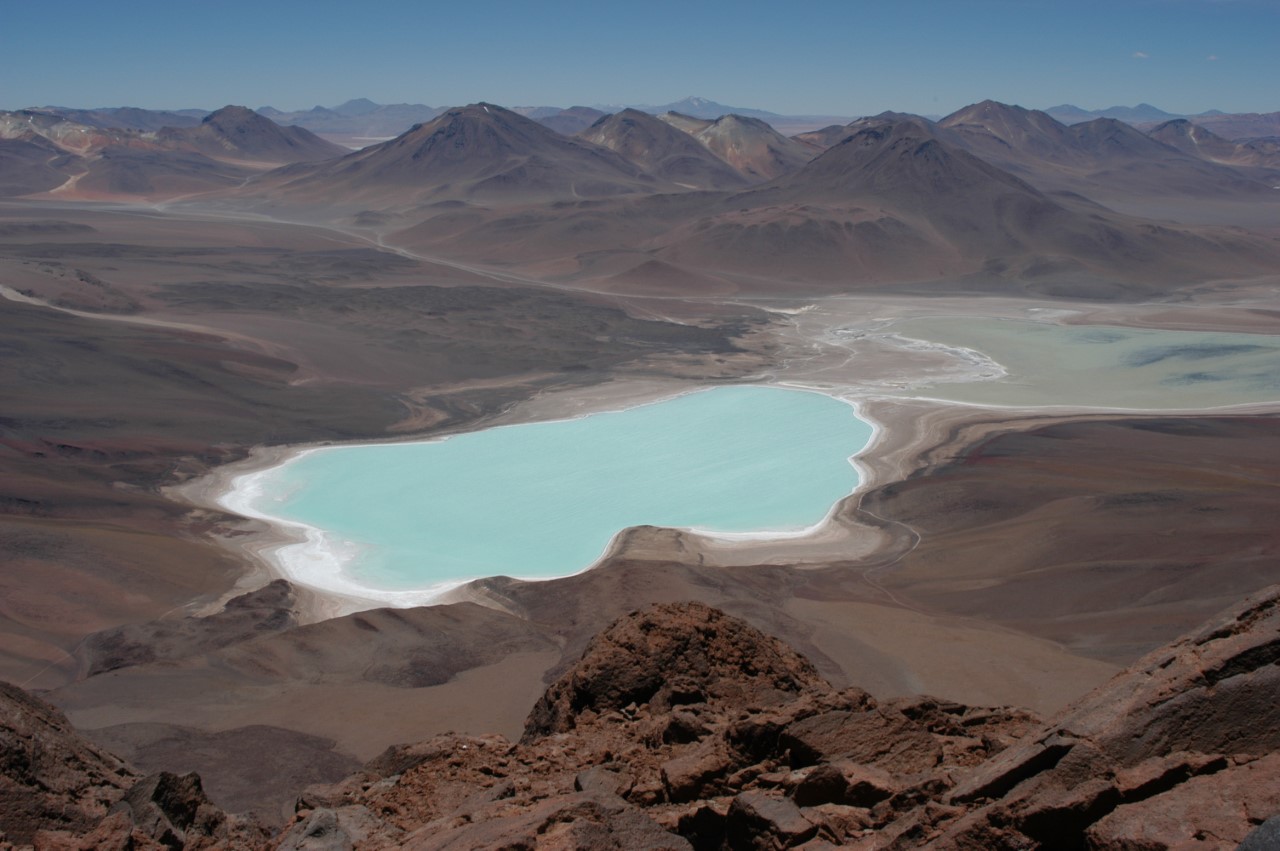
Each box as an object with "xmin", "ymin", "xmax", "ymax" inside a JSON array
[
  {"xmin": 8, "ymin": 95, "xmax": 1267, "ymax": 122},
  {"xmin": 1, "ymin": 0, "xmax": 1276, "ymax": 117}
]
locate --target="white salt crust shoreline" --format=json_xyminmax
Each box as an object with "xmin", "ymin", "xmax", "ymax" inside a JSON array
[{"xmin": 201, "ymin": 383, "xmax": 885, "ymax": 615}]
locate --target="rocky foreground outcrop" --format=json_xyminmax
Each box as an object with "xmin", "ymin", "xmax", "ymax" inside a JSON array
[
  {"xmin": 2, "ymin": 590, "xmax": 1278, "ymax": 849},
  {"xmin": 0, "ymin": 682, "xmax": 267, "ymax": 849}
]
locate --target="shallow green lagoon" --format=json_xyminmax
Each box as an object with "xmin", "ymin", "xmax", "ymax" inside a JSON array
[
  {"xmin": 893, "ymin": 318, "xmax": 1280, "ymax": 409},
  {"xmin": 235, "ymin": 385, "xmax": 872, "ymax": 596}
]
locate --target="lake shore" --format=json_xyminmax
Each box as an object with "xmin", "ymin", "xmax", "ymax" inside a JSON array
[
  {"xmin": 174, "ymin": 296, "xmax": 1280, "ymax": 626},
  {"xmin": 169, "ymin": 382, "xmax": 1083, "ymax": 623},
  {"xmin": 175, "ymin": 380, "xmax": 890, "ymax": 620}
]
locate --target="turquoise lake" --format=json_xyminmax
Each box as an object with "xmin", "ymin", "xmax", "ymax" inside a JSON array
[{"xmin": 238, "ymin": 385, "xmax": 873, "ymax": 594}]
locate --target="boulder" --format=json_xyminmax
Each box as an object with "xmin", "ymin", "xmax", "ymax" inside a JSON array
[
  {"xmin": 524, "ymin": 602, "xmax": 827, "ymax": 740},
  {"xmin": 1086, "ymin": 753, "xmax": 1280, "ymax": 851},
  {"xmin": 780, "ymin": 707, "xmax": 943, "ymax": 774},
  {"xmin": 726, "ymin": 790, "xmax": 818, "ymax": 850}
]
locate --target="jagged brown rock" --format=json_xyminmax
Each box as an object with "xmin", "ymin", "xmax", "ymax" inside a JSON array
[
  {"xmin": 910, "ymin": 583, "xmax": 1280, "ymax": 849},
  {"xmin": 270, "ymin": 602, "xmax": 1041, "ymax": 849},
  {"xmin": 0, "ymin": 681, "xmax": 267, "ymax": 849},
  {"xmin": 0, "ymin": 681, "xmax": 137, "ymax": 844},
  {"xmin": 524, "ymin": 601, "xmax": 828, "ymax": 740},
  {"xmin": 4, "ymin": 590, "xmax": 1277, "ymax": 848}
]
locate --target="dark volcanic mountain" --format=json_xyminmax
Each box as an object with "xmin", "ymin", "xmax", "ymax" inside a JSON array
[
  {"xmin": 659, "ymin": 112, "xmax": 815, "ymax": 182},
  {"xmin": 1045, "ymin": 102, "xmax": 1182, "ymax": 125},
  {"xmin": 792, "ymin": 112, "xmax": 937, "ymax": 152},
  {"xmin": 264, "ymin": 103, "xmax": 663, "ymax": 206},
  {"xmin": 577, "ymin": 109, "xmax": 749, "ymax": 190},
  {"xmin": 939, "ymin": 101, "xmax": 1078, "ymax": 161},
  {"xmin": 770, "ymin": 119, "xmax": 1050, "ymax": 207},
  {"xmin": 159, "ymin": 105, "xmax": 346, "ymax": 164},
  {"xmin": 1071, "ymin": 116, "xmax": 1274, "ymax": 197},
  {"xmin": 938, "ymin": 100, "xmax": 1275, "ymax": 199}
]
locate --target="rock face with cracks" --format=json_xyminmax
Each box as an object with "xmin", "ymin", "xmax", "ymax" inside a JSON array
[
  {"xmin": 0, "ymin": 682, "xmax": 267, "ymax": 849},
  {"xmin": 2, "ymin": 591, "xmax": 1278, "ymax": 848}
]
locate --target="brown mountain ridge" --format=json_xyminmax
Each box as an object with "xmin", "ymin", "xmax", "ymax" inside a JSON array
[
  {"xmin": 379, "ymin": 116, "xmax": 1280, "ymax": 296},
  {"xmin": 578, "ymin": 108, "xmax": 750, "ymax": 190},
  {"xmin": 0, "ymin": 105, "xmax": 346, "ymax": 200},
  {"xmin": 659, "ymin": 111, "xmax": 816, "ymax": 182},
  {"xmin": 261, "ymin": 103, "xmax": 666, "ymax": 207},
  {"xmin": 936, "ymin": 100, "xmax": 1277, "ymax": 200}
]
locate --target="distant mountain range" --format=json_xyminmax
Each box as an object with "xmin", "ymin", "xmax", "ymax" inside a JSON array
[
  {"xmin": 1044, "ymin": 104, "xmax": 1280, "ymax": 139},
  {"xmin": 279, "ymin": 96, "xmax": 1280, "ymax": 147},
  {"xmin": 17, "ymin": 98, "xmax": 1277, "ymax": 151},
  {"xmin": 255, "ymin": 95, "xmax": 1280, "ymax": 144},
  {"xmin": 229, "ymin": 99, "xmax": 1280, "ymax": 299},
  {"xmin": 251, "ymin": 96, "xmax": 854, "ymax": 146},
  {"xmin": 596, "ymin": 96, "xmax": 787, "ymax": 122},
  {"xmin": 258, "ymin": 99, "xmax": 447, "ymax": 144},
  {"xmin": 3, "ymin": 96, "xmax": 1278, "ymax": 296},
  {"xmin": 20, "ymin": 106, "xmax": 208, "ymax": 131},
  {"xmin": 933, "ymin": 100, "xmax": 1275, "ymax": 199},
  {"xmin": 1044, "ymin": 103, "xmax": 1191, "ymax": 125}
]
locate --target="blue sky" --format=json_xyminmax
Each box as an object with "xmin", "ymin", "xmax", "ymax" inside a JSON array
[{"xmin": 2, "ymin": 0, "xmax": 1275, "ymax": 116}]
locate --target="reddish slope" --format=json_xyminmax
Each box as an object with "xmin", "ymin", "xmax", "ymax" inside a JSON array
[
  {"xmin": 578, "ymin": 109, "xmax": 749, "ymax": 190},
  {"xmin": 0, "ymin": 108, "xmax": 288, "ymax": 200},
  {"xmin": 659, "ymin": 112, "xmax": 815, "ymax": 181}
]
